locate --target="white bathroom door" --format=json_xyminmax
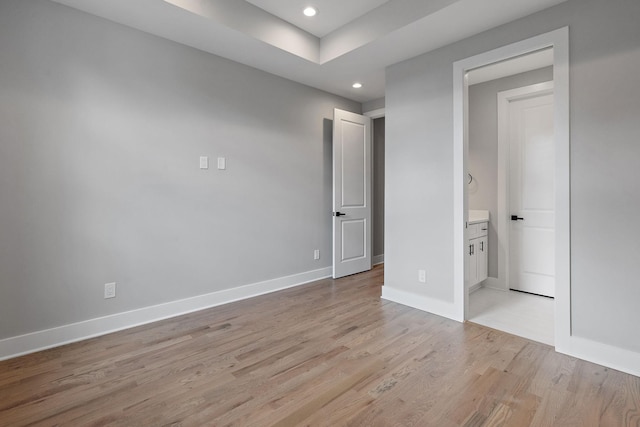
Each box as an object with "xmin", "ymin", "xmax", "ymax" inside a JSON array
[
  {"xmin": 332, "ymin": 109, "xmax": 372, "ymax": 279},
  {"xmin": 508, "ymin": 93, "xmax": 555, "ymax": 297}
]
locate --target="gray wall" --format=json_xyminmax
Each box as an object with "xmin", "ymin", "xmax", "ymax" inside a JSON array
[
  {"xmin": 373, "ymin": 118, "xmax": 385, "ymax": 257},
  {"xmin": 363, "ymin": 98, "xmax": 385, "ymax": 114},
  {"xmin": 0, "ymin": 0, "xmax": 360, "ymax": 339},
  {"xmin": 385, "ymin": 0, "xmax": 640, "ymax": 353},
  {"xmin": 468, "ymin": 67, "xmax": 553, "ymax": 278}
]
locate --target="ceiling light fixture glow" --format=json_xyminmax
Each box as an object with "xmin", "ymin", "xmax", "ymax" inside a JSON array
[
  {"xmin": 352, "ymin": 82, "xmax": 363, "ymax": 89},
  {"xmin": 303, "ymin": 7, "xmax": 317, "ymax": 17}
]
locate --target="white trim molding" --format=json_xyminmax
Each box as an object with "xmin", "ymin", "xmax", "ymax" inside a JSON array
[
  {"xmin": 363, "ymin": 108, "xmax": 385, "ymax": 119},
  {"xmin": 0, "ymin": 267, "xmax": 332, "ymax": 361},
  {"xmin": 453, "ymin": 27, "xmax": 570, "ymax": 342},
  {"xmin": 373, "ymin": 254, "xmax": 385, "ymax": 265},
  {"xmin": 560, "ymin": 336, "xmax": 640, "ymax": 378},
  {"xmin": 468, "ymin": 282, "xmax": 483, "ymax": 294},
  {"xmin": 381, "ymin": 286, "xmax": 460, "ymax": 321},
  {"xmin": 481, "ymin": 277, "xmax": 502, "ymax": 291},
  {"xmin": 450, "ymin": 27, "xmax": 640, "ymax": 379}
]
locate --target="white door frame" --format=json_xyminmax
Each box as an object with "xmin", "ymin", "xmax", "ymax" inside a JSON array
[
  {"xmin": 452, "ymin": 27, "xmax": 570, "ymax": 351},
  {"xmin": 363, "ymin": 108, "xmax": 385, "ymax": 119},
  {"xmin": 497, "ymin": 81, "xmax": 554, "ymax": 292},
  {"xmin": 364, "ymin": 108, "xmax": 385, "ymax": 266}
]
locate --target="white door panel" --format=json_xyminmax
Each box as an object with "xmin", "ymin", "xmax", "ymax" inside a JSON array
[
  {"xmin": 522, "ymin": 227, "xmax": 555, "ymax": 276},
  {"xmin": 341, "ymin": 219, "xmax": 366, "ymax": 261},
  {"xmin": 509, "ymin": 93, "xmax": 555, "ymax": 297},
  {"xmin": 341, "ymin": 121, "xmax": 366, "ymax": 207},
  {"xmin": 333, "ymin": 109, "xmax": 372, "ymax": 278}
]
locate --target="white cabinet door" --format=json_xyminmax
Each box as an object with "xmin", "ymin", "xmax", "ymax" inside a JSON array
[
  {"xmin": 468, "ymin": 239, "xmax": 478, "ymax": 285},
  {"xmin": 477, "ymin": 235, "xmax": 488, "ymax": 283},
  {"xmin": 468, "ymin": 221, "xmax": 488, "ymax": 287}
]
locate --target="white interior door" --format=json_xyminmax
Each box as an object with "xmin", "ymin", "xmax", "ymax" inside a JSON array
[
  {"xmin": 508, "ymin": 93, "xmax": 555, "ymax": 297},
  {"xmin": 333, "ymin": 109, "xmax": 372, "ymax": 279}
]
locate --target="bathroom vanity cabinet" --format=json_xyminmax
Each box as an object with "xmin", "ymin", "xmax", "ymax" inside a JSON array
[{"xmin": 468, "ymin": 210, "xmax": 489, "ymax": 287}]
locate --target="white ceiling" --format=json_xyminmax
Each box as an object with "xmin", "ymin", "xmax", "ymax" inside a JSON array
[
  {"xmin": 245, "ymin": 0, "xmax": 390, "ymax": 37},
  {"xmin": 49, "ymin": 0, "xmax": 568, "ymax": 103}
]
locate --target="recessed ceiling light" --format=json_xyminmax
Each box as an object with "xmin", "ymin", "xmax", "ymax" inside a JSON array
[
  {"xmin": 303, "ymin": 7, "xmax": 317, "ymax": 17},
  {"xmin": 352, "ymin": 82, "xmax": 363, "ymax": 89}
]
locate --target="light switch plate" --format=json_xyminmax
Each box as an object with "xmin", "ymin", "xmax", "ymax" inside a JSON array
[
  {"xmin": 217, "ymin": 157, "xmax": 226, "ymax": 170},
  {"xmin": 200, "ymin": 156, "xmax": 209, "ymax": 169}
]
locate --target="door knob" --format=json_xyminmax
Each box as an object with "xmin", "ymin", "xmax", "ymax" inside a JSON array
[
  {"xmin": 511, "ymin": 215, "xmax": 524, "ymax": 221},
  {"xmin": 334, "ymin": 212, "xmax": 346, "ymax": 217}
]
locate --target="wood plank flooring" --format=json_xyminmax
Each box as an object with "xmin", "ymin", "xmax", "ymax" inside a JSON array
[{"xmin": 1, "ymin": 265, "xmax": 639, "ymax": 426}]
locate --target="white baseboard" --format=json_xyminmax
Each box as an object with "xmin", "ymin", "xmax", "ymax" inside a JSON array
[
  {"xmin": 373, "ymin": 254, "xmax": 384, "ymax": 265},
  {"xmin": 481, "ymin": 277, "xmax": 504, "ymax": 291},
  {"xmin": 383, "ymin": 284, "xmax": 640, "ymax": 378},
  {"xmin": 6, "ymin": 267, "xmax": 639, "ymax": 379},
  {"xmin": 0, "ymin": 267, "xmax": 332, "ymax": 361},
  {"xmin": 468, "ymin": 282, "xmax": 482, "ymax": 293},
  {"xmin": 557, "ymin": 335, "xmax": 640, "ymax": 378},
  {"xmin": 381, "ymin": 286, "xmax": 460, "ymax": 321}
]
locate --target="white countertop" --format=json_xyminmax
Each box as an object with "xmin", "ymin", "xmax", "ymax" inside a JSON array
[{"xmin": 469, "ymin": 209, "xmax": 490, "ymax": 224}]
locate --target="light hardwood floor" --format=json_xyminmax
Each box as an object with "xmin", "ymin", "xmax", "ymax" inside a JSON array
[{"xmin": 1, "ymin": 265, "xmax": 639, "ymax": 426}]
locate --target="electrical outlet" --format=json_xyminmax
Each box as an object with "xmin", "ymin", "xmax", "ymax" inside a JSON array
[
  {"xmin": 418, "ymin": 270, "xmax": 426, "ymax": 283},
  {"xmin": 314, "ymin": 249, "xmax": 320, "ymax": 260},
  {"xmin": 104, "ymin": 282, "xmax": 116, "ymax": 299}
]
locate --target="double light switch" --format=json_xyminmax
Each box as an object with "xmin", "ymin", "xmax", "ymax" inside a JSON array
[{"xmin": 200, "ymin": 156, "xmax": 226, "ymax": 170}]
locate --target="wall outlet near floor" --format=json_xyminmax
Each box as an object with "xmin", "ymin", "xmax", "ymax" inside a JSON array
[
  {"xmin": 314, "ymin": 249, "xmax": 320, "ymax": 260},
  {"xmin": 104, "ymin": 282, "xmax": 116, "ymax": 299},
  {"xmin": 418, "ymin": 270, "xmax": 426, "ymax": 283}
]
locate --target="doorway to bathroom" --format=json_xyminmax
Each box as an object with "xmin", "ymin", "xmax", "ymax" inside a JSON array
[
  {"xmin": 452, "ymin": 28, "xmax": 570, "ymax": 349},
  {"xmin": 466, "ymin": 52, "xmax": 555, "ymax": 344}
]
